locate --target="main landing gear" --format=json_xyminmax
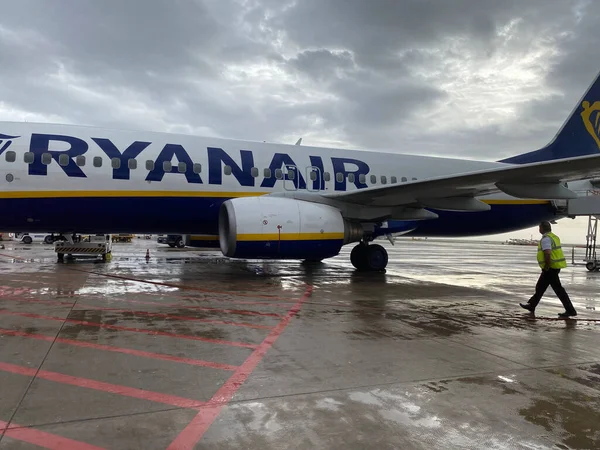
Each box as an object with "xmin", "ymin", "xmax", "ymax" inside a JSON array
[{"xmin": 350, "ymin": 241, "xmax": 388, "ymax": 272}]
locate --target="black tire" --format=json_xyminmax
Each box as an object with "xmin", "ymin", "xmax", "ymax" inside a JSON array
[
  {"xmin": 586, "ymin": 261, "xmax": 597, "ymax": 271},
  {"xmin": 350, "ymin": 244, "xmax": 368, "ymax": 270},
  {"xmin": 23, "ymin": 236, "xmax": 32, "ymax": 244},
  {"xmin": 366, "ymin": 244, "xmax": 388, "ymax": 271},
  {"xmin": 44, "ymin": 235, "xmax": 54, "ymax": 245},
  {"xmin": 176, "ymin": 238, "xmax": 185, "ymax": 248}
]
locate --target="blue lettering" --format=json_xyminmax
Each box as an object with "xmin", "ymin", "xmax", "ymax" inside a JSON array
[
  {"xmin": 208, "ymin": 147, "xmax": 254, "ymax": 187},
  {"xmin": 260, "ymin": 153, "xmax": 306, "ymax": 189},
  {"xmin": 28, "ymin": 134, "xmax": 87, "ymax": 178},
  {"xmin": 309, "ymin": 155, "xmax": 325, "ymax": 190},
  {"xmin": 145, "ymin": 143, "xmax": 202, "ymax": 184},
  {"xmin": 0, "ymin": 134, "xmax": 19, "ymax": 157},
  {"xmin": 92, "ymin": 138, "xmax": 151, "ymax": 180},
  {"xmin": 331, "ymin": 157, "xmax": 369, "ymax": 191}
]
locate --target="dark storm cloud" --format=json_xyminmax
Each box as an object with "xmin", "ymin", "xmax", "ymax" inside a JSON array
[{"xmin": 0, "ymin": 0, "xmax": 598, "ymax": 159}]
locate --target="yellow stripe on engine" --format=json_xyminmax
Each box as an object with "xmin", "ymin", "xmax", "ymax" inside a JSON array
[{"xmin": 237, "ymin": 232, "xmax": 345, "ymax": 241}]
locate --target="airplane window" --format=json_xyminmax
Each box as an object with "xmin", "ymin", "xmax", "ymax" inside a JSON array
[
  {"xmin": 146, "ymin": 160, "xmax": 154, "ymax": 171},
  {"xmin": 323, "ymin": 172, "xmax": 331, "ymax": 181},
  {"xmin": 128, "ymin": 158, "xmax": 137, "ymax": 170},
  {"xmin": 381, "ymin": 176, "xmax": 387, "ymax": 184},
  {"xmin": 111, "ymin": 157, "xmax": 121, "ymax": 169},
  {"xmin": 370, "ymin": 175, "xmax": 377, "ymax": 184},
  {"xmin": 59, "ymin": 154, "xmax": 70, "ymax": 167},
  {"xmin": 178, "ymin": 162, "xmax": 186, "ymax": 173},
  {"xmin": 93, "ymin": 156, "xmax": 103, "ymax": 167},
  {"xmin": 264, "ymin": 168, "xmax": 271, "ymax": 178},
  {"xmin": 5, "ymin": 151, "xmax": 16, "ymax": 162},
  {"xmin": 348, "ymin": 173, "xmax": 355, "ymax": 183},
  {"xmin": 401, "ymin": 177, "xmax": 407, "ymax": 182},
  {"xmin": 76, "ymin": 155, "xmax": 86, "ymax": 167},
  {"xmin": 193, "ymin": 163, "xmax": 202, "ymax": 174},
  {"xmin": 412, "ymin": 177, "xmax": 417, "ymax": 181},
  {"xmin": 309, "ymin": 171, "xmax": 317, "ymax": 181},
  {"xmin": 391, "ymin": 176, "xmax": 397, "ymax": 184},
  {"xmin": 336, "ymin": 172, "xmax": 344, "ymax": 183},
  {"xmin": 251, "ymin": 167, "xmax": 259, "ymax": 177},
  {"xmin": 224, "ymin": 165, "xmax": 232, "ymax": 175},
  {"xmin": 359, "ymin": 174, "xmax": 366, "ymax": 184},
  {"xmin": 163, "ymin": 161, "xmax": 172, "ymax": 171},
  {"xmin": 288, "ymin": 169, "xmax": 295, "ymax": 180},
  {"xmin": 42, "ymin": 153, "xmax": 52, "ymax": 165},
  {"xmin": 24, "ymin": 152, "xmax": 34, "ymax": 164},
  {"xmin": 275, "ymin": 168, "xmax": 283, "ymax": 179}
]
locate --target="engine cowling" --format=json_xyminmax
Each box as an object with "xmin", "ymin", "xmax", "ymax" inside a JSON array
[{"xmin": 219, "ymin": 197, "xmax": 363, "ymax": 259}]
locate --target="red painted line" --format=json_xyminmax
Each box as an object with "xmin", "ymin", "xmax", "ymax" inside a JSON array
[
  {"xmin": 0, "ymin": 420, "xmax": 105, "ymax": 450},
  {"xmin": 1, "ymin": 297, "xmax": 275, "ymax": 330},
  {"xmin": 0, "ymin": 362, "xmax": 206, "ymax": 408},
  {"xmin": 0, "ymin": 328, "xmax": 238, "ymax": 371},
  {"xmin": 0, "ymin": 310, "xmax": 258, "ymax": 349},
  {"xmin": 167, "ymin": 285, "xmax": 313, "ymax": 450}
]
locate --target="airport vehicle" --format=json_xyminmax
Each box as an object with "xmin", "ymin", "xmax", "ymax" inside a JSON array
[
  {"xmin": 112, "ymin": 233, "xmax": 135, "ymax": 243},
  {"xmin": 157, "ymin": 234, "xmax": 186, "ymax": 248},
  {"xmin": 2, "ymin": 71, "xmax": 600, "ymax": 271},
  {"xmin": 15, "ymin": 233, "xmax": 55, "ymax": 244},
  {"xmin": 54, "ymin": 234, "xmax": 112, "ymax": 262}
]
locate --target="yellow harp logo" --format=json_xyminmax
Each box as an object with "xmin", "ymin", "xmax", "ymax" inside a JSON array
[{"xmin": 581, "ymin": 100, "xmax": 600, "ymax": 150}]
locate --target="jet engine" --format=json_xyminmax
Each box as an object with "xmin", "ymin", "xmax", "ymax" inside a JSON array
[{"xmin": 218, "ymin": 197, "xmax": 363, "ymax": 260}]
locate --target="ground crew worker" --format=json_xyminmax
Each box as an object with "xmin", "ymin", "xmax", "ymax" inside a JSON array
[{"xmin": 520, "ymin": 221, "xmax": 577, "ymax": 318}]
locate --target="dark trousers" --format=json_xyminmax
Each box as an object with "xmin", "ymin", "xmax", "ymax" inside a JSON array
[{"xmin": 528, "ymin": 268, "xmax": 576, "ymax": 313}]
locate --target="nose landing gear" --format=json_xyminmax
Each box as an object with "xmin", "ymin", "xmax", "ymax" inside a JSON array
[{"xmin": 350, "ymin": 241, "xmax": 388, "ymax": 271}]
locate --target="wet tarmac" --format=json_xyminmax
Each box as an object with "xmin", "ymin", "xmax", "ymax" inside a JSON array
[{"xmin": 0, "ymin": 237, "xmax": 599, "ymax": 449}]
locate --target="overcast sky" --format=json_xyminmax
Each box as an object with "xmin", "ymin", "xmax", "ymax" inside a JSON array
[{"xmin": 1, "ymin": 0, "xmax": 599, "ymax": 242}]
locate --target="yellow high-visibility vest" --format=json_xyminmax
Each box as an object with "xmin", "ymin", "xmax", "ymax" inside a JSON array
[{"xmin": 537, "ymin": 232, "xmax": 567, "ymax": 269}]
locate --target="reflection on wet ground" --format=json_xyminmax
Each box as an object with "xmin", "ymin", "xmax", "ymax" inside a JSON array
[{"xmin": 0, "ymin": 238, "xmax": 599, "ymax": 449}]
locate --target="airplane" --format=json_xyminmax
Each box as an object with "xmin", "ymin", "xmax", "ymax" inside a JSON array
[{"xmin": 1, "ymin": 70, "xmax": 600, "ymax": 272}]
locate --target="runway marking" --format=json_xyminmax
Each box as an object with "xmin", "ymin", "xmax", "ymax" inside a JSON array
[
  {"xmin": 0, "ymin": 362, "xmax": 207, "ymax": 409},
  {"xmin": 167, "ymin": 284, "xmax": 313, "ymax": 450},
  {"xmin": 0, "ymin": 310, "xmax": 259, "ymax": 349},
  {"xmin": 1, "ymin": 297, "xmax": 275, "ymax": 330},
  {"xmin": 0, "ymin": 420, "xmax": 105, "ymax": 450},
  {"xmin": 0, "ymin": 328, "xmax": 238, "ymax": 371}
]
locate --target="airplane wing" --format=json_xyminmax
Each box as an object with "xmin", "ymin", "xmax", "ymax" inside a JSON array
[{"xmin": 322, "ymin": 153, "xmax": 600, "ymax": 211}]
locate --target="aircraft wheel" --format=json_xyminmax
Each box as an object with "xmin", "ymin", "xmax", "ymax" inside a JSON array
[
  {"xmin": 350, "ymin": 243, "xmax": 368, "ymax": 270},
  {"xmin": 365, "ymin": 244, "xmax": 388, "ymax": 271}
]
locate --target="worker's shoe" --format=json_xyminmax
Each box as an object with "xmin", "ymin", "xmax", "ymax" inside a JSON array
[
  {"xmin": 558, "ymin": 311, "xmax": 577, "ymax": 318},
  {"xmin": 519, "ymin": 303, "xmax": 535, "ymax": 313}
]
